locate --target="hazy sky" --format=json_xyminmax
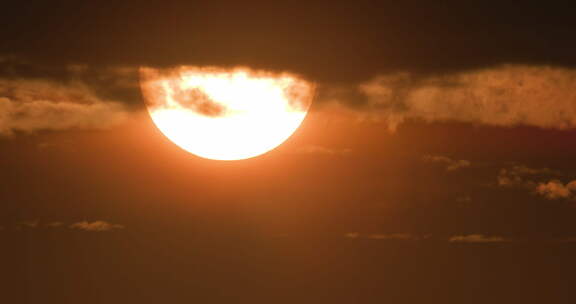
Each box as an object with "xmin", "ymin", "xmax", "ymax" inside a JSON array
[{"xmin": 2, "ymin": 1, "xmax": 576, "ymax": 303}]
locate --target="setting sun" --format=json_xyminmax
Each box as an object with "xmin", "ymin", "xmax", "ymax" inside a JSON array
[{"xmin": 139, "ymin": 66, "xmax": 314, "ymax": 160}]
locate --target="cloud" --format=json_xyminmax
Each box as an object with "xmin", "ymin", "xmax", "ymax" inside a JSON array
[
  {"xmin": 3, "ymin": 220, "xmax": 125, "ymax": 231},
  {"xmin": 295, "ymin": 145, "xmax": 352, "ymax": 156},
  {"xmin": 495, "ymin": 164, "xmax": 576, "ymax": 200},
  {"xmin": 497, "ymin": 165, "xmax": 558, "ymax": 187},
  {"xmin": 66, "ymin": 64, "xmax": 139, "ymax": 89},
  {"xmin": 456, "ymin": 196, "xmax": 472, "ymax": 205},
  {"xmin": 449, "ymin": 234, "xmax": 509, "ymax": 243},
  {"xmin": 344, "ymin": 233, "xmax": 417, "ymax": 240},
  {"xmin": 366, "ymin": 233, "xmax": 414, "ymax": 240},
  {"xmin": 536, "ymin": 180, "xmax": 576, "ymax": 200},
  {"xmin": 69, "ymin": 221, "xmax": 124, "ymax": 232},
  {"xmin": 46, "ymin": 221, "xmax": 64, "ymax": 228},
  {"xmin": 0, "ymin": 79, "xmax": 130, "ymax": 136},
  {"xmin": 18, "ymin": 220, "xmax": 39, "ymax": 229},
  {"xmin": 344, "ymin": 232, "xmax": 360, "ymax": 239},
  {"xmin": 359, "ymin": 65, "xmax": 576, "ymax": 131},
  {"xmin": 422, "ymin": 154, "xmax": 471, "ymax": 171}
]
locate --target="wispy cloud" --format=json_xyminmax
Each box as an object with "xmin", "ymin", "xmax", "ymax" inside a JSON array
[
  {"xmin": 456, "ymin": 196, "xmax": 472, "ymax": 205},
  {"xmin": 18, "ymin": 220, "xmax": 39, "ymax": 229},
  {"xmin": 423, "ymin": 154, "xmax": 471, "ymax": 171},
  {"xmin": 46, "ymin": 221, "xmax": 65, "ymax": 228},
  {"xmin": 344, "ymin": 233, "xmax": 418, "ymax": 240},
  {"xmin": 345, "ymin": 233, "xmax": 512, "ymax": 242},
  {"xmin": 497, "ymin": 165, "xmax": 558, "ymax": 187},
  {"xmin": 366, "ymin": 233, "xmax": 414, "ymax": 240},
  {"xmin": 295, "ymin": 145, "xmax": 352, "ymax": 156},
  {"xmin": 69, "ymin": 221, "xmax": 125, "ymax": 232},
  {"xmin": 449, "ymin": 234, "xmax": 510, "ymax": 243},
  {"xmin": 4, "ymin": 220, "xmax": 125, "ymax": 232}
]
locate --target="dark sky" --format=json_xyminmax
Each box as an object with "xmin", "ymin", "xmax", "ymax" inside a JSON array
[
  {"xmin": 2, "ymin": 1, "xmax": 576, "ymax": 303},
  {"xmin": 2, "ymin": 1, "xmax": 576, "ymax": 81}
]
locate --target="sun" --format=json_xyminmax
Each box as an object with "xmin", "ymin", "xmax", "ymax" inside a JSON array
[{"xmin": 139, "ymin": 66, "xmax": 314, "ymax": 160}]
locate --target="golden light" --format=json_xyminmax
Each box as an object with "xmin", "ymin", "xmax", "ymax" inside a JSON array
[{"xmin": 139, "ymin": 66, "xmax": 314, "ymax": 160}]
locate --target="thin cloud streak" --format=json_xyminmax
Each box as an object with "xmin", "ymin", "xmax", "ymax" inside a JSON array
[
  {"xmin": 295, "ymin": 145, "xmax": 352, "ymax": 156},
  {"xmin": 69, "ymin": 221, "xmax": 125, "ymax": 232},
  {"xmin": 423, "ymin": 154, "xmax": 471, "ymax": 171},
  {"xmin": 449, "ymin": 234, "xmax": 510, "ymax": 243}
]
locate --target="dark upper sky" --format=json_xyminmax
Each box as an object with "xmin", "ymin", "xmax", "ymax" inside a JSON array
[{"xmin": 2, "ymin": 0, "xmax": 576, "ymax": 82}]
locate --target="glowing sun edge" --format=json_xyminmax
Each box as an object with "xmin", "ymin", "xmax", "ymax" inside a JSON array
[{"xmin": 140, "ymin": 67, "xmax": 314, "ymax": 160}]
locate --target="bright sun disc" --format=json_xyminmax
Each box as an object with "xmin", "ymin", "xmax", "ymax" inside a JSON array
[{"xmin": 139, "ymin": 66, "xmax": 314, "ymax": 160}]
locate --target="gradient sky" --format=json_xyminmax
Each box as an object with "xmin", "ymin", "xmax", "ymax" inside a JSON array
[{"xmin": 2, "ymin": 1, "xmax": 576, "ymax": 303}]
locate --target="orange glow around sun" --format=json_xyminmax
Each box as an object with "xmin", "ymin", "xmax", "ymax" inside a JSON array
[{"xmin": 139, "ymin": 66, "xmax": 314, "ymax": 160}]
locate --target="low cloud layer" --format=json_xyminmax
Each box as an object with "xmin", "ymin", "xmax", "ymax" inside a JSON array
[
  {"xmin": 359, "ymin": 65, "xmax": 576, "ymax": 131},
  {"xmin": 0, "ymin": 79, "xmax": 130, "ymax": 136}
]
